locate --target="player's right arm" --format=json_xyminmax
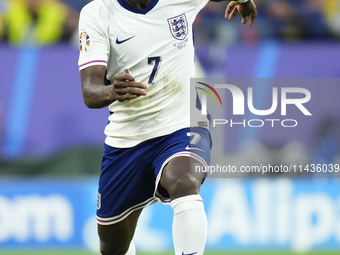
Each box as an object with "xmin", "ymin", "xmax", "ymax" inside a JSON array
[
  {"xmin": 78, "ymin": 3, "xmax": 146, "ymax": 109},
  {"xmin": 81, "ymin": 67, "xmax": 147, "ymax": 108}
]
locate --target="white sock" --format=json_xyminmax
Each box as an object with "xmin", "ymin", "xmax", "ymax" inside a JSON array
[
  {"xmin": 171, "ymin": 195, "xmax": 207, "ymax": 255},
  {"xmin": 125, "ymin": 241, "xmax": 136, "ymax": 255}
]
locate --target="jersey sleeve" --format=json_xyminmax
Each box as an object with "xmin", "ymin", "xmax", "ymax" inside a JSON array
[{"xmin": 78, "ymin": 5, "xmax": 109, "ymax": 70}]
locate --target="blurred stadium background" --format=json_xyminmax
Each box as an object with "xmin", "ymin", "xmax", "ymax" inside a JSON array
[{"xmin": 1, "ymin": 0, "xmax": 340, "ymax": 254}]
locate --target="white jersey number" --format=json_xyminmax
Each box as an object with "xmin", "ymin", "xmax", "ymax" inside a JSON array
[{"xmin": 187, "ymin": 132, "xmax": 201, "ymax": 145}]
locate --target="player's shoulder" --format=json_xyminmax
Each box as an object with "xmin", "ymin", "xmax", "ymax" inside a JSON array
[{"xmin": 80, "ymin": 0, "xmax": 114, "ymax": 18}]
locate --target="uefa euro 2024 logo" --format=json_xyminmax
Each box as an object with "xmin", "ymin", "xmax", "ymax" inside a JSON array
[{"xmin": 196, "ymin": 82, "xmax": 312, "ymax": 128}]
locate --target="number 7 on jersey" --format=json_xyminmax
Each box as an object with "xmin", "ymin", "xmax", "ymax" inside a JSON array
[{"xmin": 148, "ymin": 56, "xmax": 162, "ymax": 85}]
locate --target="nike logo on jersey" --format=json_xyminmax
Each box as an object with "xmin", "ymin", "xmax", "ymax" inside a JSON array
[
  {"xmin": 182, "ymin": 252, "xmax": 197, "ymax": 255},
  {"xmin": 185, "ymin": 145, "xmax": 205, "ymax": 152},
  {"xmin": 116, "ymin": 36, "xmax": 135, "ymax": 44}
]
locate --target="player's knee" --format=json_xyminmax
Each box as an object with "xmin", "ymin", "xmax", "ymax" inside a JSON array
[
  {"xmin": 161, "ymin": 157, "xmax": 205, "ymax": 199},
  {"xmin": 165, "ymin": 172, "xmax": 201, "ymax": 199},
  {"xmin": 100, "ymin": 240, "xmax": 129, "ymax": 255}
]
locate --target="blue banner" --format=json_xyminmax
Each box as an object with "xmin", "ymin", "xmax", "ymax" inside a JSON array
[{"xmin": 0, "ymin": 178, "xmax": 339, "ymax": 253}]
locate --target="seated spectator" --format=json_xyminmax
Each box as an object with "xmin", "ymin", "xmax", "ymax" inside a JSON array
[
  {"xmin": 65, "ymin": 0, "xmax": 89, "ymax": 11},
  {"xmin": 300, "ymin": 0, "xmax": 330, "ymax": 39},
  {"xmin": 0, "ymin": 0, "xmax": 6, "ymax": 41},
  {"xmin": 323, "ymin": 0, "xmax": 340, "ymax": 39},
  {"xmin": 2, "ymin": 0, "xmax": 78, "ymax": 46}
]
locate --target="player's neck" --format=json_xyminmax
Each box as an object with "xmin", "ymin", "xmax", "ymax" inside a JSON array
[{"xmin": 124, "ymin": 0, "xmax": 152, "ymax": 10}]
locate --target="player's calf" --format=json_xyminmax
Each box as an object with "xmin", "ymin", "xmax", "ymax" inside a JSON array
[
  {"xmin": 160, "ymin": 156, "xmax": 207, "ymax": 255},
  {"xmin": 100, "ymin": 240, "xmax": 130, "ymax": 255},
  {"xmin": 98, "ymin": 210, "xmax": 141, "ymax": 255},
  {"xmin": 171, "ymin": 194, "xmax": 207, "ymax": 255}
]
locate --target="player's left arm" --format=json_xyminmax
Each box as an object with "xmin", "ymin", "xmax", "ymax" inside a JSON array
[{"xmin": 210, "ymin": 0, "xmax": 257, "ymax": 26}]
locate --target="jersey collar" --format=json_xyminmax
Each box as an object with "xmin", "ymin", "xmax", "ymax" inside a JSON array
[{"xmin": 117, "ymin": 0, "xmax": 159, "ymax": 14}]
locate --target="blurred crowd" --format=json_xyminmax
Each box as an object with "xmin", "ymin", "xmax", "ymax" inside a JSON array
[
  {"xmin": 196, "ymin": 0, "xmax": 340, "ymax": 45},
  {"xmin": 0, "ymin": 0, "xmax": 87, "ymax": 46},
  {"xmin": 0, "ymin": 0, "xmax": 339, "ymax": 46}
]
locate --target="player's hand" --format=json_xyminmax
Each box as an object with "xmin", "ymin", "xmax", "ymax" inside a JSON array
[
  {"xmin": 225, "ymin": 0, "xmax": 257, "ymax": 26},
  {"xmin": 113, "ymin": 69, "xmax": 147, "ymax": 102}
]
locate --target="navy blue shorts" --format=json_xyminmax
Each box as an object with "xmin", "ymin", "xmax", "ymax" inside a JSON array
[{"xmin": 96, "ymin": 127, "xmax": 211, "ymax": 225}]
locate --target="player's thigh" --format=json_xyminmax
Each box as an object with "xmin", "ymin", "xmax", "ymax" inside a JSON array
[
  {"xmin": 98, "ymin": 208, "xmax": 142, "ymax": 254},
  {"xmin": 160, "ymin": 156, "xmax": 206, "ymax": 200},
  {"xmin": 157, "ymin": 127, "xmax": 211, "ymax": 200}
]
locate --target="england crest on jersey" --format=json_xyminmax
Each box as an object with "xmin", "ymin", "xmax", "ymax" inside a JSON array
[{"xmin": 167, "ymin": 14, "xmax": 188, "ymax": 40}]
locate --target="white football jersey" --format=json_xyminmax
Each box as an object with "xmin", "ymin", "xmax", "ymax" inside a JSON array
[{"xmin": 78, "ymin": 0, "xmax": 209, "ymax": 148}]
